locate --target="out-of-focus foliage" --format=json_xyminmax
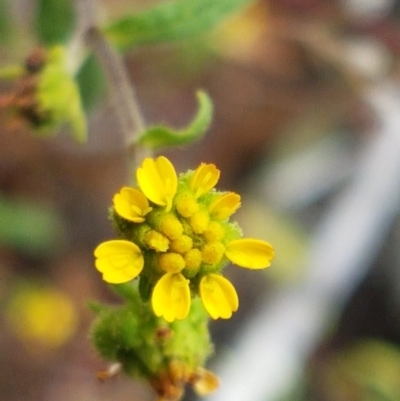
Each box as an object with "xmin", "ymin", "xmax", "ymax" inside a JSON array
[
  {"xmin": 239, "ymin": 201, "xmax": 308, "ymax": 283},
  {"xmin": 317, "ymin": 340, "xmax": 400, "ymax": 401},
  {"xmin": 104, "ymin": 0, "xmax": 255, "ymax": 50},
  {"xmin": 138, "ymin": 91, "xmax": 213, "ymax": 149},
  {"xmin": 35, "ymin": 0, "xmax": 76, "ymax": 45},
  {"xmin": 0, "ymin": 196, "xmax": 64, "ymax": 257},
  {"xmin": 76, "ymin": 56, "xmax": 107, "ymax": 111},
  {"xmin": 0, "ymin": 0, "xmax": 12, "ymax": 45}
]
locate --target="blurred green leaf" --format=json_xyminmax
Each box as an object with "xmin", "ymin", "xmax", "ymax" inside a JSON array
[
  {"xmin": 0, "ymin": 0, "xmax": 12, "ymax": 44},
  {"xmin": 138, "ymin": 90, "xmax": 213, "ymax": 149},
  {"xmin": 0, "ymin": 196, "xmax": 64, "ymax": 257},
  {"xmin": 35, "ymin": 0, "xmax": 76, "ymax": 45},
  {"xmin": 76, "ymin": 56, "xmax": 107, "ymax": 111},
  {"xmin": 36, "ymin": 47, "xmax": 87, "ymax": 143},
  {"xmin": 104, "ymin": 0, "xmax": 255, "ymax": 50}
]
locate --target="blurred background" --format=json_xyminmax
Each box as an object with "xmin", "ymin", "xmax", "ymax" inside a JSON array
[{"xmin": 2, "ymin": 0, "xmax": 400, "ymax": 400}]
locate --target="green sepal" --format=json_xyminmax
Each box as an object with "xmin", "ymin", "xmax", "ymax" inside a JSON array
[
  {"xmin": 138, "ymin": 90, "xmax": 213, "ymax": 149},
  {"xmin": 109, "ymin": 282, "xmax": 139, "ymax": 303},
  {"xmin": 138, "ymin": 275, "xmax": 152, "ymax": 303},
  {"xmin": 104, "ymin": 0, "xmax": 254, "ymax": 51},
  {"xmin": 86, "ymin": 301, "xmax": 108, "ymax": 314}
]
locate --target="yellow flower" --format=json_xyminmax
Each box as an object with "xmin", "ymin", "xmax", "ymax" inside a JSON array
[
  {"xmin": 152, "ymin": 273, "xmax": 191, "ymax": 322},
  {"xmin": 225, "ymin": 238, "xmax": 274, "ymax": 269},
  {"xmin": 94, "ymin": 240, "xmax": 144, "ymax": 283},
  {"xmin": 6, "ymin": 285, "xmax": 77, "ymax": 349},
  {"xmin": 190, "ymin": 163, "xmax": 220, "ymax": 198},
  {"xmin": 136, "ymin": 156, "xmax": 177, "ymax": 211},
  {"xmin": 113, "ymin": 187, "xmax": 152, "ymax": 222},
  {"xmin": 199, "ymin": 274, "xmax": 238, "ymax": 319},
  {"xmin": 95, "ymin": 155, "xmax": 276, "ymax": 322},
  {"xmin": 209, "ymin": 192, "xmax": 241, "ymax": 220}
]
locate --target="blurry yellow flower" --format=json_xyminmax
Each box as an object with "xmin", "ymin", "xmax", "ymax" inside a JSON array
[
  {"xmin": 190, "ymin": 163, "xmax": 220, "ymax": 198},
  {"xmin": 7, "ymin": 285, "xmax": 77, "ymax": 349},
  {"xmin": 137, "ymin": 156, "xmax": 177, "ymax": 211},
  {"xmin": 209, "ymin": 192, "xmax": 241, "ymax": 220},
  {"xmin": 199, "ymin": 274, "xmax": 238, "ymax": 319},
  {"xmin": 94, "ymin": 240, "xmax": 144, "ymax": 283},
  {"xmin": 225, "ymin": 238, "xmax": 274, "ymax": 269},
  {"xmin": 113, "ymin": 187, "xmax": 152, "ymax": 222},
  {"xmin": 152, "ymin": 273, "xmax": 191, "ymax": 322}
]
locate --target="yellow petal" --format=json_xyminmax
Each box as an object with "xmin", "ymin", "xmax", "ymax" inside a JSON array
[
  {"xmin": 152, "ymin": 273, "xmax": 191, "ymax": 322},
  {"xmin": 136, "ymin": 156, "xmax": 177, "ymax": 211},
  {"xmin": 225, "ymin": 239, "xmax": 274, "ymax": 269},
  {"xmin": 94, "ymin": 240, "xmax": 144, "ymax": 283},
  {"xmin": 113, "ymin": 187, "xmax": 152, "ymax": 223},
  {"xmin": 209, "ymin": 192, "xmax": 241, "ymax": 220},
  {"xmin": 199, "ymin": 274, "xmax": 238, "ymax": 319},
  {"xmin": 190, "ymin": 163, "xmax": 220, "ymax": 198}
]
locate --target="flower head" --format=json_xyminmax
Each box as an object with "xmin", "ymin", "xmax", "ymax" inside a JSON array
[{"xmin": 94, "ymin": 156, "xmax": 274, "ymax": 321}]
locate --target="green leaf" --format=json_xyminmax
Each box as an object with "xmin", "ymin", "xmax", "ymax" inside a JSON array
[
  {"xmin": 104, "ymin": 0, "xmax": 255, "ymax": 50},
  {"xmin": 138, "ymin": 90, "xmax": 213, "ymax": 149},
  {"xmin": 35, "ymin": 0, "xmax": 76, "ymax": 45}
]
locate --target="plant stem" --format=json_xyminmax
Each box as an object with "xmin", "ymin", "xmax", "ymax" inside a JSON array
[{"xmin": 73, "ymin": 0, "xmax": 151, "ymax": 162}]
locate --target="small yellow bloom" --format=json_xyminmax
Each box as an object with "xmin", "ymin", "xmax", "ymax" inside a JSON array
[
  {"xmin": 184, "ymin": 248, "xmax": 202, "ymax": 271},
  {"xmin": 94, "ymin": 240, "xmax": 144, "ymax": 283},
  {"xmin": 189, "ymin": 211, "xmax": 210, "ymax": 234},
  {"xmin": 7, "ymin": 285, "xmax": 77, "ymax": 349},
  {"xmin": 225, "ymin": 239, "xmax": 274, "ymax": 269},
  {"xmin": 144, "ymin": 230, "xmax": 170, "ymax": 252},
  {"xmin": 170, "ymin": 235, "xmax": 193, "ymax": 253},
  {"xmin": 137, "ymin": 156, "xmax": 177, "ymax": 211},
  {"xmin": 159, "ymin": 214, "xmax": 184, "ymax": 240},
  {"xmin": 201, "ymin": 242, "xmax": 225, "ymax": 265},
  {"xmin": 209, "ymin": 192, "xmax": 241, "ymax": 220},
  {"xmin": 158, "ymin": 253, "xmax": 186, "ymax": 273},
  {"xmin": 199, "ymin": 274, "xmax": 238, "ymax": 319},
  {"xmin": 113, "ymin": 187, "xmax": 152, "ymax": 223},
  {"xmin": 175, "ymin": 193, "xmax": 199, "ymax": 217},
  {"xmin": 152, "ymin": 273, "xmax": 191, "ymax": 322},
  {"xmin": 190, "ymin": 163, "xmax": 220, "ymax": 199}
]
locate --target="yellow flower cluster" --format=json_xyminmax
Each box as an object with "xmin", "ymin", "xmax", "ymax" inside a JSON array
[{"xmin": 94, "ymin": 156, "xmax": 274, "ymax": 322}]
